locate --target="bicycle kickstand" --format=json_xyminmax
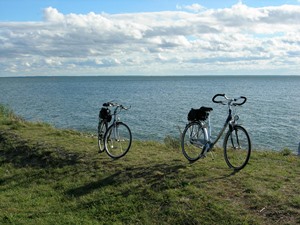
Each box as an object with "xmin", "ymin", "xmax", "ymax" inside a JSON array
[
  {"xmin": 208, "ymin": 151, "xmax": 216, "ymax": 160},
  {"xmin": 202, "ymin": 142, "xmax": 215, "ymax": 160}
]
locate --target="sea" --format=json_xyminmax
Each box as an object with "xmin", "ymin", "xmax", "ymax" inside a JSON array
[{"xmin": 0, "ymin": 76, "xmax": 299, "ymax": 154}]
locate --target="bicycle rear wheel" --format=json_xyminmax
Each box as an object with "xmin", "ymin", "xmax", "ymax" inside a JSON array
[
  {"xmin": 104, "ymin": 122, "xmax": 132, "ymax": 159},
  {"xmin": 223, "ymin": 125, "xmax": 251, "ymax": 170},
  {"xmin": 98, "ymin": 120, "xmax": 107, "ymax": 152},
  {"xmin": 181, "ymin": 122, "xmax": 206, "ymax": 162}
]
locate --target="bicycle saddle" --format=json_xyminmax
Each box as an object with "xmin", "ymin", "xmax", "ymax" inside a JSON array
[{"xmin": 200, "ymin": 106, "xmax": 213, "ymax": 112}]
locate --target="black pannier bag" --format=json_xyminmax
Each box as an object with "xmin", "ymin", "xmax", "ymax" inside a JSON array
[
  {"xmin": 99, "ymin": 107, "xmax": 112, "ymax": 122},
  {"xmin": 188, "ymin": 107, "xmax": 208, "ymax": 121}
]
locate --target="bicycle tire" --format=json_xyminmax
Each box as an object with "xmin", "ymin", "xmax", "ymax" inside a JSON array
[
  {"xmin": 104, "ymin": 122, "xmax": 132, "ymax": 159},
  {"xmin": 97, "ymin": 120, "xmax": 107, "ymax": 153},
  {"xmin": 223, "ymin": 125, "xmax": 251, "ymax": 170},
  {"xmin": 181, "ymin": 121, "xmax": 206, "ymax": 162}
]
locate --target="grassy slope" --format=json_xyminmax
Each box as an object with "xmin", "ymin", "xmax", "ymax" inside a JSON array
[{"xmin": 0, "ymin": 107, "xmax": 299, "ymax": 225}]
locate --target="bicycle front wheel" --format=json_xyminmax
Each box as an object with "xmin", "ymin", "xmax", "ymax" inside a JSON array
[
  {"xmin": 181, "ymin": 122, "xmax": 206, "ymax": 162},
  {"xmin": 104, "ymin": 122, "xmax": 132, "ymax": 159},
  {"xmin": 98, "ymin": 120, "xmax": 107, "ymax": 153},
  {"xmin": 223, "ymin": 125, "xmax": 251, "ymax": 170}
]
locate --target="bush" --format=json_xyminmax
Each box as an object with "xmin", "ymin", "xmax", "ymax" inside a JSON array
[
  {"xmin": 280, "ymin": 148, "xmax": 292, "ymax": 156},
  {"xmin": 164, "ymin": 135, "xmax": 180, "ymax": 149}
]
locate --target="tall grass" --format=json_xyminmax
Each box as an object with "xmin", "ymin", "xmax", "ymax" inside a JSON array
[
  {"xmin": 0, "ymin": 104, "xmax": 12, "ymax": 117},
  {"xmin": 0, "ymin": 104, "xmax": 25, "ymax": 121}
]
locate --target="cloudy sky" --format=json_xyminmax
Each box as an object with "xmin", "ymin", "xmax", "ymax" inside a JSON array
[{"xmin": 1, "ymin": 0, "xmax": 300, "ymax": 76}]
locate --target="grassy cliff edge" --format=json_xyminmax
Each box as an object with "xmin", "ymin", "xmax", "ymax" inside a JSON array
[{"xmin": 0, "ymin": 105, "xmax": 299, "ymax": 225}]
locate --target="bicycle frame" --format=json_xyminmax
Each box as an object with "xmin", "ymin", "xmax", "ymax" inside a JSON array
[
  {"xmin": 204, "ymin": 100, "xmax": 236, "ymax": 151},
  {"xmin": 108, "ymin": 104, "xmax": 130, "ymax": 139},
  {"xmin": 206, "ymin": 109, "xmax": 232, "ymax": 145},
  {"xmin": 98, "ymin": 102, "xmax": 128, "ymax": 140},
  {"xmin": 111, "ymin": 107, "xmax": 120, "ymax": 123}
]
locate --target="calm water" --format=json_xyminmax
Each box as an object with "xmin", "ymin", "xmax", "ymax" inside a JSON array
[{"xmin": 0, "ymin": 76, "xmax": 299, "ymax": 153}]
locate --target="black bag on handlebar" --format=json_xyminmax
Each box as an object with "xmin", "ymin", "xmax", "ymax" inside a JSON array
[
  {"xmin": 99, "ymin": 107, "xmax": 112, "ymax": 122},
  {"xmin": 188, "ymin": 107, "xmax": 208, "ymax": 121}
]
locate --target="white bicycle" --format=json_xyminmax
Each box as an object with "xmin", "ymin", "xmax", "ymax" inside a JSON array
[
  {"xmin": 98, "ymin": 102, "xmax": 132, "ymax": 159},
  {"xmin": 181, "ymin": 94, "xmax": 251, "ymax": 171}
]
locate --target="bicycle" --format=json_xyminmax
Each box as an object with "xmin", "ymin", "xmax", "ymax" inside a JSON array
[
  {"xmin": 181, "ymin": 94, "xmax": 251, "ymax": 170},
  {"xmin": 98, "ymin": 102, "xmax": 132, "ymax": 159}
]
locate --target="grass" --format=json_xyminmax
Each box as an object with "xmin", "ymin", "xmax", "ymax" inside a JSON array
[{"xmin": 0, "ymin": 105, "xmax": 299, "ymax": 224}]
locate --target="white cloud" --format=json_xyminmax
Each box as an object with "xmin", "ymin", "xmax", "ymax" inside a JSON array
[
  {"xmin": 43, "ymin": 7, "xmax": 64, "ymax": 23},
  {"xmin": 176, "ymin": 3, "xmax": 205, "ymax": 12},
  {"xmin": 1, "ymin": 3, "xmax": 300, "ymax": 76}
]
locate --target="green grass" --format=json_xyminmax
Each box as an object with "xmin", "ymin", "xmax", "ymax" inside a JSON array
[{"xmin": 0, "ymin": 105, "xmax": 299, "ymax": 224}]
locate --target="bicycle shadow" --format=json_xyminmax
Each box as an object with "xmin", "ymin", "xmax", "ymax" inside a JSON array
[
  {"xmin": 65, "ymin": 161, "xmax": 186, "ymax": 197},
  {"xmin": 199, "ymin": 170, "xmax": 239, "ymax": 184},
  {"xmin": 65, "ymin": 171, "xmax": 122, "ymax": 197},
  {"xmin": 65, "ymin": 161, "xmax": 239, "ymax": 198},
  {"xmin": 0, "ymin": 131, "xmax": 81, "ymax": 169}
]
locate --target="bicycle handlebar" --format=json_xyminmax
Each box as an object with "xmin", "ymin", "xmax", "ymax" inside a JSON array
[
  {"xmin": 233, "ymin": 96, "xmax": 247, "ymax": 106},
  {"xmin": 212, "ymin": 94, "xmax": 247, "ymax": 106},
  {"xmin": 103, "ymin": 102, "xmax": 130, "ymax": 110},
  {"xmin": 212, "ymin": 94, "xmax": 226, "ymax": 104}
]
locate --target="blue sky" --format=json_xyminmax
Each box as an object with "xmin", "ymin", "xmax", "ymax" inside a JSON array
[
  {"xmin": 1, "ymin": 0, "xmax": 300, "ymax": 76},
  {"xmin": 0, "ymin": 0, "xmax": 294, "ymax": 21}
]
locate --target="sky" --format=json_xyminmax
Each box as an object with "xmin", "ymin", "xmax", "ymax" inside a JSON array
[{"xmin": 1, "ymin": 0, "xmax": 300, "ymax": 76}]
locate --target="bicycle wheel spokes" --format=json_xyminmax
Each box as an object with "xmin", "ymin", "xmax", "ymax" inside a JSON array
[
  {"xmin": 224, "ymin": 125, "xmax": 251, "ymax": 170},
  {"xmin": 98, "ymin": 121, "xmax": 106, "ymax": 152},
  {"xmin": 105, "ymin": 122, "xmax": 132, "ymax": 159},
  {"xmin": 181, "ymin": 122, "xmax": 205, "ymax": 162}
]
